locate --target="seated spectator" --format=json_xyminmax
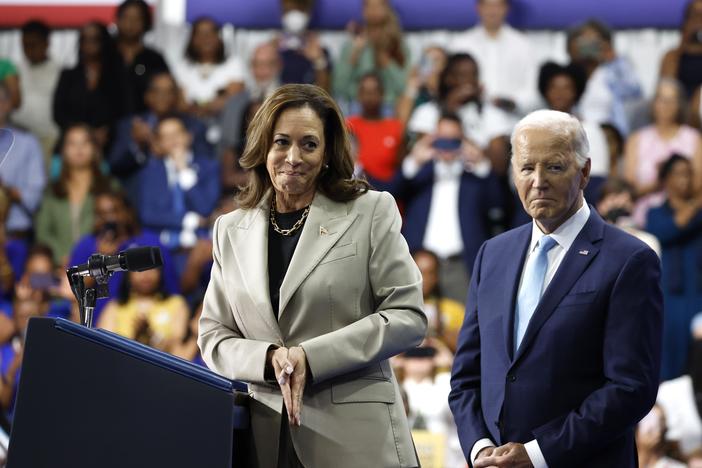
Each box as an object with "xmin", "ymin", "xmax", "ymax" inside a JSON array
[
  {"xmin": 333, "ymin": 0, "xmax": 410, "ymax": 114},
  {"xmin": 12, "ymin": 20, "xmax": 60, "ymax": 165},
  {"xmin": 625, "ymin": 78, "xmax": 702, "ymax": 226},
  {"xmin": 657, "ymin": 313, "xmax": 702, "ymax": 459},
  {"xmin": 396, "ymin": 342, "xmax": 462, "ymax": 467},
  {"xmin": 137, "ymin": 115, "xmax": 220, "ymax": 254},
  {"xmin": 407, "ymin": 53, "xmax": 513, "ymax": 175},
  {"xmin": 636, "ymin": 405, "xmax": 685, "ymax": 468},
  {"xmin": 646, "ymin": 155, "xmax": 702, "ymax": 380},
  {"xmin": 396, "ymin": 45, "xmax": 447, "ymax": 126},
  {"xmin": 537, "ymin": 61, "xmax": 610, "ymax": 202},
  {"xmin": 14, "ymin": 244, "xmax": 74, "ymax": 321},
  {"xmin": 0, "ymin": 295, "xmax": 45, "ymax": 421},
  {"xmin": 448, "ymin": 0, "xmax": 537, "ymax": 115},
  {"xmin": 660, "ymin": 0, "xmax": 702, "ymax": 97},
  {"xmin": 392, "ymin": 112, "xmax": 504, "ymax": 302},
  {"xmin": 107, "ymin": 71, "xmax": 211, "ymax": 203},
  {"xmin": 170, "ymin": 302, "xmax": 205, "ymax": 366},
  {"xmin": 114, "ymin": 0, "xmax": 169, "ymax": 115},
  {"xmin": 567, "ymin": 19, "xmax": 643, "ymax": 136},
  {"xmin": 277, "ymin": 0, "xmax": 332, "ymax": 89},
  {"xmin": 412, "ymin": 249, "xmax": 464, "ymax": 351},
  {"xmin": 0, "ymin": 58, "xmax": 20, "ymax": 109},
  {"xmin": 53, "ymin": 21, "xmax": 124, "ymax": 149},
  {"xmin": 601, "ymin": 122, "xmax": 625, "ymax": 176},
  {"xmin": 69, "ymin": 190, "xmax": 179, "ymax": 324},
  {"xmin": 347, "ymin": 72, "xmax": 403, "ymax": 182},
  {"xmin": 170, "ymin": 17, "xmax": 244, "ymax": 121},
  {"xmin": 35, "ymin": 124, "xmax": 114, "ymax": 266},
  {"xmin": 691, "ymin": 85, "xmax": 702, "ymax": 130},
  {"xmin": 0, "ymin": 82, "xmax": 47, "ymax": 245},
  {"xmin": 596, "ymin": 178, "xmax": 661, "ymax": 256},
  {"xmin": 0, "ymin": 190, "xmax": 18, "ymax": 299},
  {"xmin": 98, "ymin": 267, "xmax": 188, "ymax": 354}
]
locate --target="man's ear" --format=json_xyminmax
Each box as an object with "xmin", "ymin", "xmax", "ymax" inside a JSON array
[{"xmin": 580, "ymin": 158, "xmax": 591, "ymax": 190}]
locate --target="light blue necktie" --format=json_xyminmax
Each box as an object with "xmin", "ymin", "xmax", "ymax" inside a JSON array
[{"xmin": 514, "ymin": 235, "xmax": 558, "ymax": 353}]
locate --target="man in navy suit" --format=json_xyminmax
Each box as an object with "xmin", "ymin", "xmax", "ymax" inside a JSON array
[{"xmin": 449, "ymin": 110, "xmax": 662, "ymax": 467}]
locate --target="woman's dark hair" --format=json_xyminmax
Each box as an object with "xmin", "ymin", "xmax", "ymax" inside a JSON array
[
  {"xmin": 438, "ymin": 53, "xmax": 479, "ymax": 103},
  {"xmin": 94, "ymin": 189, "xmax": 140, "ymax": 238},
  {"xmin": 600, "ymin": 122, "xmax": 623, "ymax": 153},
  {"xmin": 116, "ymin": 267, "xmax": 167, "ymax": 305},
  {"xmin": 438, "ymin": 110, "xmax": 463, "ymax": 129},
  {"xmin": 25, "ymin": 244, "xmax": 55, "ymax": 268},
  {"xmin": 116, "ymin": 0, "xmax": 153, "ymax": 32},
  {"xmin": 237, "ymin": 84, "xmax": 370, "ymax": 209},
  {"xmin": 411, "ymin": 248, "xmax": 445, "ymax": 337},
  {"xmin": 52, "ymin": 123, "xmax": 111, "ymax": 198},
  {"xmin": 185, "ymin": 17, "xmax": 225, "ymax": 64},
  {"xmin": 658, "ymin": 153, "xmax": 691, "ymax": 184},
  {"xmin": 78, "ymin": 21, "xmax": 119, "ymax": 67},
  {"xmin": 537, "ymin": 61, "xmax": 587, "ymax": 104}
]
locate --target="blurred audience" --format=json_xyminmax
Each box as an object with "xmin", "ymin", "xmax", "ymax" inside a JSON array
[
  {"xmin": 0, "ymin": 82, "xmax": 47, "ymax": 243},
  {"xmin": 114, "ymin": 0, "xmax": 169, "ymax": 115},
  {"xmin": 35, "ymin": 124, "xmax": 113, "ymax": 266},
  {"xmin": 170, "ymin": 17, "xmax": 244, "ymax": 122},
  {"xmin": 98, "ymin": 267, "xmax": 188, "ymax": 354},
  {"xmin": 625, "ymin": 78, "xmax": 702, "ymax": 226},
  {"xmin": 333, "ymin": 0, "xmax": 410, "ymax": 113},
  {"xmin": 277, "ymin": 0, "xmax": 331, "ymax": 89},
  {"xmin": 108, "ymin": 71, "xmax": 211, "ymax": 203},
  {"xmin": 636, "ymin": 405, "xmax": 685, "ymax": 468},
  {"xmin": 53, "ymin": 21, "xmax": 124, "ymax": 149},
  {"xmin": 449, "ymin": 0, "xmax": 537, "ymax": 115},
  {"xmin": 0, "ymin": 58, "xmax": 20, "ymax": 110},
  {"xmin": 12, "ymin": 20, "xmax": 60, "ymax": 164},
  {"xmin": 347, "ymin": 72, "xmax": 404, "ymax": 182},
  {"xmin": 567, "ymin": 19, "xmax": 643, "ymax": 136},
  {"xmin": 396, "ymin": 45, "xmax": 447, "ymax": 125},
  {"xmin": 170, "ymin": 302, "xmax": 205, "ymax": 366},
  {"xmin": 646, "ymin": 155, "xmax": 702, "ymax": 380},
  {"xmin": 393, "ymin": 112, "xmax": 503, "ymax": 301},
  {"xmin": 660, "ymin": 0, "xmax": 702, "ymax": 97}
]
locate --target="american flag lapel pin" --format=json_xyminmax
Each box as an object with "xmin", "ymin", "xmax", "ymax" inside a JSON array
[
  {"xmin": 319, "ymin": 226, "xmax": 328, "ymax": 236},
  {"xmin": 579, "ymin": 250, "xmax": 589, "ymax": 256}
]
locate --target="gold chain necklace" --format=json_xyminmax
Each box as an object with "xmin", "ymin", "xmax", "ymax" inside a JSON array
[{"xmin": 270, "ymin": 196, "xmax": 310, "ymax": 236}]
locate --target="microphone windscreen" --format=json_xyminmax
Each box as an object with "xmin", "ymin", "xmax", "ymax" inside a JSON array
[{"xmin": 124, "ymin": 247, "xmax": 163, "ymax": 272}]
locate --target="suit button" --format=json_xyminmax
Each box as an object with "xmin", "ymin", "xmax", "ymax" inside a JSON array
[{"xmin": 507, "ymin": 374, "xmax": 516, "ymax": 382}]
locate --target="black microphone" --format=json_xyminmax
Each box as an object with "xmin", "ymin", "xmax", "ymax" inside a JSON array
[{"xmin": 70, "ymin": 247, "xmax": 163, "ymax": 278}]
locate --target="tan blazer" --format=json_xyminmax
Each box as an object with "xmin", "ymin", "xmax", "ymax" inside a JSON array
[{"xmin": 198, "ymin": 189, "xmax": 427, "ymax": 468}]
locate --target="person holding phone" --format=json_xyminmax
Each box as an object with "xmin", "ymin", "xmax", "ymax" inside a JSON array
[{"xmin": 388, "ymin": 112, "xmax": 504, "ymax": 303}]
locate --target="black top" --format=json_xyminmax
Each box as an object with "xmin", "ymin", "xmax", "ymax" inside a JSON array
[
  {"xmin": 268, "ymin": 207, "xmax": 307, "ymax": 319},
  {"xmin": 119, "ymin": 47, "xmax": 170, "ymax": 115},
  {"xmin": 677, "ymin": 53, "xmax": 702, "ymax": 97}
]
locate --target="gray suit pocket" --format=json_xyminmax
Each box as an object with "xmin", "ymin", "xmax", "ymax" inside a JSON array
[
  {"xmin": 320, "ymin": 242, "xmax": 357, "ymax": 265},
  {"xmin": 331, "ymin": 378, "xmax": 395, "ymax": 404}
]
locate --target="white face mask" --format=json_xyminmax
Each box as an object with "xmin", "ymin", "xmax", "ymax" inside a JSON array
[{"xmin": 281, "ymin": 10, "xmax": 309, "ymax": 34}]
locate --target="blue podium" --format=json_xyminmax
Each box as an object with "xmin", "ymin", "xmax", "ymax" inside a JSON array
[{"xmin": 7, "ymin": 317, "xmax": 249, "ymax": 468}]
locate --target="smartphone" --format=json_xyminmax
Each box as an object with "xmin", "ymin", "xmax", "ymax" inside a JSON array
[
  {"xmin": 29, "ymin": 273, "xmax": 59, "ymax": 291},
  {"xmin": 431, "ymin": 138, "xmax": 462, "ymax": 151}
]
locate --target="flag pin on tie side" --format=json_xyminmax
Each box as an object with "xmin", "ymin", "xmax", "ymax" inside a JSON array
[
  {"xmin": 319, "ymin": 226, "xmax": 328, "ymax": 236},
  {"xmin": 579, "ymin": 250, "xmax": 589, "ymax": 255}
]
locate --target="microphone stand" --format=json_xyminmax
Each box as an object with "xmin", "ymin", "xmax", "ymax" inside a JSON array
[{"xmin": 66, "ymin": 254, "xmax": 112, "ymax": 328}]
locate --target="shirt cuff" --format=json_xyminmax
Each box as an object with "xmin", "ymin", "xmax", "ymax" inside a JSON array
[
  {"xmin": 524, "ymin": 439, "xmax": 548, "ymax": 468},
  {"xmin": 402, "ymin": 157, "xmax": 421, "ymax": 179},
  {"xmin": 178, "ymin": 167, "xmax": 198, "ymax": 191},
  {"xmin": 468, "ymin": 158, "xmax": 492, "ymax": 178},
  {"xmin": 471, "ymin": 438, "xmax": 495, "ymax": 465}
]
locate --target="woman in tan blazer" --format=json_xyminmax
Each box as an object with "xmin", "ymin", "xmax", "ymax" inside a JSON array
[{"xmin": 198, "ymin": 84, "xmax": 427, "ymax": 467}]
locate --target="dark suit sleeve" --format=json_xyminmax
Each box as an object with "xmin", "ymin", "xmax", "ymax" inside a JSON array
[
  {"xmin": 533, "ymin": 247, "xmax": 662, "ymax": 465},
  {"xmin": 52, "ymin": 69, "xmax": 71, "ymax": 128},
  {"xmin": 449, "ymin": 241, "xmax": 493, "ymax": 460},
  {"xmin": 645, "ymin": 206, "xmax": 702, "ymax": 247},
  {"xmin": 107, "ymin": 117, "xmax": 147, "ymax": 177},
  {"xmin": 184, "ymin": 158, "xmax": 220, "ymax": 217}
]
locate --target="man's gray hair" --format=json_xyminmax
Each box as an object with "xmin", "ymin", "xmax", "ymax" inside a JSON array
[{"xmin": 510, "ymin": 109, "xmax": 590, "ymax": 168}]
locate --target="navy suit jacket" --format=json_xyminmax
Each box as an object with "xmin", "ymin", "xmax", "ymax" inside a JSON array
[
  {"xmin": 376, "ymin": 161, "xmax": 504, "ymax": 274},
  {"xmin": 137, "ymin": 155, "xmax": 220, "ymax": 233},
  {"xmin": 449, "ymin": 209, "xmax": 662, "ymax": 467}
]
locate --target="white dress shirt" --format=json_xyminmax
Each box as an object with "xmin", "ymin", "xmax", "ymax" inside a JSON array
[
  {"xmin": 449, "ymin": 25, "xmax": 538, "ymax": 113},
  {"xmin": 422, "ymin": 160, "xmax": 464, "ymax": 259},
  {"xmin": 471, "ymin": 201, "xmax": 591, "ymax": 468}
]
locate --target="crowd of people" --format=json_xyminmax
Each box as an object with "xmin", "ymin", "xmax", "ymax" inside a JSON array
[{"xmin": 0, "ymin": 0, "xmax": 702, "ymax": 465}]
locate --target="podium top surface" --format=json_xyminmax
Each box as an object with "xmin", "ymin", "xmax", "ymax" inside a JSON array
[{"xmin": 49, "ymin": 317, "xmax": 244, "ymax": 393}]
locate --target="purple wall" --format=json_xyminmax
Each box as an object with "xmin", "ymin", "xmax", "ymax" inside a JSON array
[{"xmin": 186, "ymin": 0, "xmax": 690, "ymax": 30}]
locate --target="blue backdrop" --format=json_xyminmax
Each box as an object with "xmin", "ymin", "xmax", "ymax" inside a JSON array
[{"xmin": 185, "ymin": 0, "xmax": 690, "ymax": 30}]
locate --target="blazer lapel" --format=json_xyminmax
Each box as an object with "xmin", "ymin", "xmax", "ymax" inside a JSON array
[
  {"xmin": 512, "ymin": 211, "xmax": 605, "ymax": 365},
  {"xmin": 227, "ymin": 197, "xmax": 282, "ymax": 341},
  {"xmin": 501, "ymin": 226, "xmax": 532, "ymax": 361},
  {"xmin": 278, "ymin": 192, "xmax": 358, "ymax": 318}
]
